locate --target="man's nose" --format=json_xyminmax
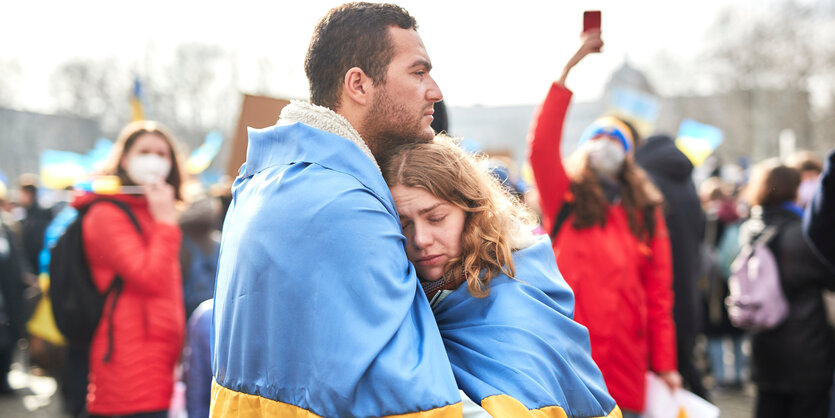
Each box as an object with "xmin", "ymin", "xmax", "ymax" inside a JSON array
[{"xmin": 426, "ymin": 75, "xmax": 442, "ymax": 103}]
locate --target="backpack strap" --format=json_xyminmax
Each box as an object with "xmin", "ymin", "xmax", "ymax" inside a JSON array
[
  {"xmin": 549, "ymin": 202, "xmax": 575, "ymax": 241},
  {"xmin": 754, "ymin": 225, "xmax": 779, "ymax": 247},
  {"xmin": 86, "ymin": 198, "xmax": 141, "ymax": 363}
]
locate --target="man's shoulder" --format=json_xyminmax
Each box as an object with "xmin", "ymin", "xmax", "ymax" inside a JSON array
[{"xmin": 237, "ymin": 162, "xmax": 395, "ymax": 225}]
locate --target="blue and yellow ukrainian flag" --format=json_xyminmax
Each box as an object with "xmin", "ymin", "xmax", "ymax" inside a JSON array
[
  {"xmin": 130, "ymin": 78, "xmax": 145, "ymax": 121},
  {"xmin": 675, "ymin": 118, "xmax": 724, "ymax": 167},
  {"xmin": 434, "ymin": 235, "xmax": 621, "ymax": 418},
  {"xmin": 211, "ymin": 123, "xmax": 462, "ymax": 417}
]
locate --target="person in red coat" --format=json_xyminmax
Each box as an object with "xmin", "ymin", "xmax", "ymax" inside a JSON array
[
  {"xmin": 76, "ymin": 120, "xmax": 185, "ymax": 417},
  {"xmin": 527, "ymin": 31, "xmax": 680, "ymax": 416}
]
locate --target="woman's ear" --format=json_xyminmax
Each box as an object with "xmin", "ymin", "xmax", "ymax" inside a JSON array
[{"xmin": 343, "ymin": 67, "xmax": 373, "ymax": 107}]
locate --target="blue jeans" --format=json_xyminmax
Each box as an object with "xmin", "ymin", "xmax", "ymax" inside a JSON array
[{"xmin": 707, "ymin": 335, "xmax": 746, "ymax": 384}]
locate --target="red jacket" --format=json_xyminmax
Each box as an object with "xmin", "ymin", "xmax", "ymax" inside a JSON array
[
  {"xmin": 75, "ymin": 193, "xmax": 184, "ymax": 415},
  {"xmin": 528, "ymin": 83, "xmax": 677, "ymax": 412}
]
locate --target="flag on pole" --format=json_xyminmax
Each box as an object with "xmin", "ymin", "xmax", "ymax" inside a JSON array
[{"xmin": 130, "ymin": 78, "xmax": 145, "ymax": 121}]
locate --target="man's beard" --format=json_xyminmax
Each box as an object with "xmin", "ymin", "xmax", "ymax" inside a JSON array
[{"xmin": 361, "ymin": 87, "xmax": 434, "ymax": 167}]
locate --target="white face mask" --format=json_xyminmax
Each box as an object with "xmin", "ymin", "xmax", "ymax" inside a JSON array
[
  {"xmin": 797, "ymin": 179, "xmax": 818, "ymax": 207},
  {"xmin": 585, "ymin": 139, "xmax": 626, "ymax": 178},
  {"xmin": 126, "ymin": 154, "xmax": 171, "ymax": 185}
]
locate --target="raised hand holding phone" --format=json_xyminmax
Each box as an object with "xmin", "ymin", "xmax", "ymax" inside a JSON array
[
  {"xmin": 557, "ymin": 12, "xmax": 604, "ymax": 86},
  {"xmin": 583, "ymin": 10, "xmax": 602, "ymax": 52}
]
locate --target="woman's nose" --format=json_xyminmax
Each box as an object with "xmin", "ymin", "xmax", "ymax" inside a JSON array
[{"xmin": 412, "ymin": 224, "xmax": 432, "ymax": 249}]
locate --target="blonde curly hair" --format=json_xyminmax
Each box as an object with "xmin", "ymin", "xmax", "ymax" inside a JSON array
[{"xmin": 382, "ymin": 135, "xmax": 536, "ymax": 297}]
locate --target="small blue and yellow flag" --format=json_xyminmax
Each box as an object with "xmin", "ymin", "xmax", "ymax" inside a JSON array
[
  {"xmin": 130, "ymin": 78, "xmax": 145, "ymax": 121},
  {"xmin": 675, "ymin": 118, "xmax": 724, "ymax": 167}
]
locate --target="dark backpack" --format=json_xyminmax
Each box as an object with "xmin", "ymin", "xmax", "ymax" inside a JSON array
[
  {"xmin": 49, "ymin": 199, "xmax": 141, "ymax": 361},
  {"xmin": 725, "ymin": 225, "xmax": 789, "ymax": 331}
]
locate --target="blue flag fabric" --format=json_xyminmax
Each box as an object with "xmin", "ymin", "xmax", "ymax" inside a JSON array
[
  {"xmin": 211, "ymin": 121, "xmax": 461, "ymax": 417},
  {"xmin": 434, "ymin": 235, "xmax": 620, "ymax": 418}
]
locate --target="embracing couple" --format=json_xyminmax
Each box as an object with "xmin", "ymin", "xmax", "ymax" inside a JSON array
[{"xmin": 212, "ymin": 3, "xmax": 620, "ymax": 417}]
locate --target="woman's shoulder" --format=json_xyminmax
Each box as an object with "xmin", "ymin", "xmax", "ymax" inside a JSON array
[
  {"xmin": 79, "ymin": 196, "xmax": 148, "ymax": 240},
  {"xmin": 506, "ymin": 235, "xmax": 571, "ymax": 292}
]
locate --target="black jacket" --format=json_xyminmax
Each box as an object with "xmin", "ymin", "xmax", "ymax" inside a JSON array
[
  {"xmin": 635, "ymin": 135, "xmax": 705, "ymax": 338},
  {"xmin": 741, "ymin": 204, "xmax": 835, "ymax": 391},
  {"xmin": 21, "ymin": 203, "xmax": 52, "ymax": 274},
  {"xmin": 0, "ymin": 220, "xmax": 28, "ymax": 346},
  {"xmin": 804, "ymin": 149, "xmax": 835, "ymax": 272}
]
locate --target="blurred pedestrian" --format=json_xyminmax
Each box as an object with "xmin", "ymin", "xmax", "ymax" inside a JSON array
[
  {"xmin": 184, "ymin": 299, "xmax": 212, "ymax": 418},
  {"xmin": 382, "ymin": 136, "xmax": 619, "ymax": 417},
  {"xmin": 801, "ymin": 149, "xmax": 835, "ymax": 418},
  {"xmin": 75, "ymin": 120, "xmax": 185, "ymax": 417},
  {"xmin": 0, "ymin": 181, "xmax": 27, "ymax": 394},
  {"xmin": 211, "ymin": 3, "xmax": 461, "ymax": 416},
  {"xmin": 788, "ymin": 150, "xmax": 823, "ymax": 208},
  {"xmin": 635, "ymin": 133, "xmax": 709, "ymax": 399},
  {"xmin": 802, "ymin": 148, "xmax": 835, "ymax": 273},
  {"xmin": 527, "ymin": 31, "xmax": 680, "ymax": 417},
  {"xmin": 178, "ymin": 197, "xmax": 219, "ymax": 319},
  {"xmin": 17, "ymin": 174, "xmax": 52, "ymax": 275},
  {"xmin": 741, "ymin": 159, "xmax": 835, "ymax": 418},
  {"xmin": 698, "ymin": 177, "xmax": 747, "ymax": 390}
]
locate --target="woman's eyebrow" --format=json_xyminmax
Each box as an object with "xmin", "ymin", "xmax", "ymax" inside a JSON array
[{"xmin": 418, "ymin": 203, "xmax": 442, "ymax": 215}]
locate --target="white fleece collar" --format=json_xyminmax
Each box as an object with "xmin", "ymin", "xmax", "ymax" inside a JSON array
[{"xmin": 278, "ymin": 100, "xmax": 379, "ymax": 171}]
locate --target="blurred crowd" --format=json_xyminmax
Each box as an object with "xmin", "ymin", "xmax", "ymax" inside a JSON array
[
  {"xmin": 1, "ymin": 3, "xmax": 834, "ymax": 418},
  {"xmin": 2, "ymin": 103, "xmax": 832, "ymax": 418}
]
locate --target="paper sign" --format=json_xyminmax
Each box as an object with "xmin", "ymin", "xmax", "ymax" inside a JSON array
[
  {"xmin": 228, "ymin": 94, "xmax": 291, "ymax": 178},
  {"xmin": 642, "ymin": 373, "xmax": 719, "ymax": 418}
]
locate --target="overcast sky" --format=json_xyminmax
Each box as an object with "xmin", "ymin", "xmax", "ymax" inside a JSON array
[{"xmin": 3, "ymin": 0, "xmax": 757, "ymax": 110}]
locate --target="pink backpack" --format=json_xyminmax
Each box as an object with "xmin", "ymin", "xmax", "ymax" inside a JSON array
[{"xmin": 726, "ymin": 226, "xmax": 790, "ymax": 331}]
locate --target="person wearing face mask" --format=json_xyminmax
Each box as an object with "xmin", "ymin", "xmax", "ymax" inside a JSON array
[
  {"xmin": 71, "ymin": 120, "xmax": 185, "ymax": 418},
  {"xmin": 527, "ymin": 31, "xmax": 680, "ymax": 418},
  {"xmin": 787, "ymin": 150, "xmax": 823, "ymax": 209}
]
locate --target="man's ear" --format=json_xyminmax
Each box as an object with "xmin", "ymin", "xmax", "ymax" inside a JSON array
[{"xmin": 343, "ymin": 67, "xmax": 374, "ymax": 107}]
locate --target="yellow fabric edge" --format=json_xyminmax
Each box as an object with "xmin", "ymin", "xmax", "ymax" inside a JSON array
[
  {"xmin": 25, "ymin": 273, "xmax": 66, "ymax": 345},
  {"xmin": 210, "ymin": 380, "xmax": 463, "ymax": 417},
  {"xmin": 481, "ymin": 394, "xmax": 623, "ymax": 418}
]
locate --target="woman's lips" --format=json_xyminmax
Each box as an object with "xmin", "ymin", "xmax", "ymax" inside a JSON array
[{"xmin": 416, "ymin": 254, "xmax": 442, "ymax": 266}]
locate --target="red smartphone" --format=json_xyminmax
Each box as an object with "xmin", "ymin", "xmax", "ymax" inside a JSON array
[{"xmin": 583, "ymin": 10, "xmax": 601, "ymax": 33}]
